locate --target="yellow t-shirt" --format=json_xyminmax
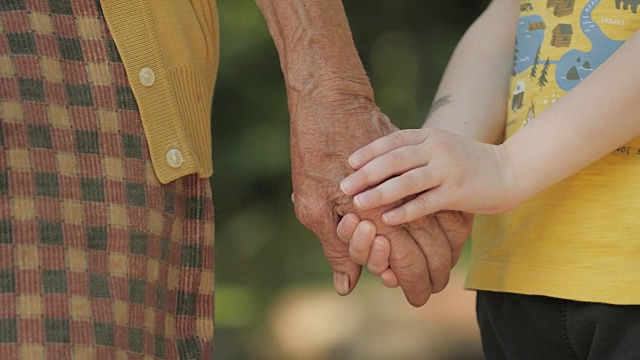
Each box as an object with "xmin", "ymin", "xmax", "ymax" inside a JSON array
[{"xmin": 466, "ymin": 0, "xmax": 640, "ymax": 305}]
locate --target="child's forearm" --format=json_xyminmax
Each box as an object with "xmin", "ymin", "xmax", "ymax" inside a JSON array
[
  {"xmin": 503, "ymin": 30, "xmax": 640, "ymax": 204},
  {"xmin": 423, "ymin": 0, "xmax": 519, "ymax": 144}
]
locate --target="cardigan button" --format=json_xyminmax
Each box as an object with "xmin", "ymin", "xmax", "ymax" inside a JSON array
[
  {"xmin": 139, "ymin": 67, "xmax": 155, "ymax": 87},
  {"xmin": 166, "ymin": 149, "xmax": 183, "ymax": 168}
]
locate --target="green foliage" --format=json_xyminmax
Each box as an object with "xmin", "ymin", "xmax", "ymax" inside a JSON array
[{"xmin": 211, "ymin": 0, "xmax": 488, "ymax": 357}]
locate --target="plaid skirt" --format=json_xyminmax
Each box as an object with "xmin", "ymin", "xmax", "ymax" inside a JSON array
[{"xmin": 0, "ymin": 1, "xmax": 215, "ymax": 359}]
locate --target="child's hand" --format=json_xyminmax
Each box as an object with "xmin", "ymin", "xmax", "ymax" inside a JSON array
[
  {"xmin": 340, "ymin": 128, "xmax": 518, "ymax": 225},
  {"xmin": 336, "ymin": 214, "xmax": 399, "ymax": 288}
]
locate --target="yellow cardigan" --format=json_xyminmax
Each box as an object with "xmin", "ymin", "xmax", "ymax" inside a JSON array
[{"xmin": 100, "ymin": 0, "xmax": 219, "ymax": 184}]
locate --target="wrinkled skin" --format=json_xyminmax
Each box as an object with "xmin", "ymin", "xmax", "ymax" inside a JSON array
[
  {"xmin": 254, "ymin": 0, "xmax": 474, "ymax": 307},
  {"xmin": 336, "ymin": 210, "xmax": 474, "ymax": 289},
  {"xmin": 289, "ymin": 92, "xmax": 473, "ymax": 306}
]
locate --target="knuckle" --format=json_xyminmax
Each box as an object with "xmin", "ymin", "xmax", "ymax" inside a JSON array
[
  {"xmin": 399, "ymin": 174, "xmax": 418, "ymax": 192},
  {"xmin": 422, "ymin": 127, "xmax": 435, "ymax": 137},
  {"xmin": 424, "ymin": 135, "xmax": 448, "ymax": 153},
  {"xmin": 402, "ymin": 145, "xmax": 421, "ymax": 160},
  {"xmin": 435, "ymin": 211, "xmax": 466, "ymax": 234},
  {"xmin": 390, "ymin": 131, "xmax": 406, "ymax": 148},
  {"xmin": 435, "ymin": 210, "xmax": 458, "ymax": 224},
  {"xmin": 390, "ymin": 256, "xmax": 426, "ymax": 284},
  {"xmin": 294, "ymin": 204, "xmax": 313, "ymax": 227},
  {"xmin": 387, "ymin": 150, "xmax": 405, "ymax": 168},
  {"xmin": 294, "ymin": 197, "xmax": 326, "ymax": 230},
  {"xmin": 415, "ymin": 195, "xmax": 432, "ymax": 212}
]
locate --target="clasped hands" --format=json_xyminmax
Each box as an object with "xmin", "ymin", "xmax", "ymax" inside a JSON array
[
  {"xmin": 293, "ymin": 111, "xmax": 523, "ymax": 306},
  {"xmin": 290, "ymin": 100, "xmax": 500, "ymax": 306},
  {"xmin": 338, "ymin": 127, "xmax": 519, "ymax": 305},
  {"xmin": 333, "ymin": 129, "xmax": 482, "ymax": 306}
]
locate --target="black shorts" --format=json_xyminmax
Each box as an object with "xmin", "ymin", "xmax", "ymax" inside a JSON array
[{"xmin": 476, "ymin": 291, "xmax": 640, "ymax": 360}]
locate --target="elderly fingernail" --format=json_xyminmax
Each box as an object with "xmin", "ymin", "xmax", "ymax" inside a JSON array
[
  {"xmin": 354, "ymin": 222, "xmax": 375, "ymax": 243},
  {"xmin": 349, "ymin": 154, "xmax": 363, "ymax": 168},
  {"xmin": 372, "ymin": 237, "xmax": 386, "ymax": 252},
  {"xmin": 333, "ymin": 272, "xmax": 350, "ymax": 296},
  {"xmin": 358, "ymin": 222, "xmax": 375, "ymax": 237}
]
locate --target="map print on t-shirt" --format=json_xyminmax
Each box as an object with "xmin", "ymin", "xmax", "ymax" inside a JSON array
[{"xmin": 507, "ymin": 0, "xmax": 640, "ymax": 138}]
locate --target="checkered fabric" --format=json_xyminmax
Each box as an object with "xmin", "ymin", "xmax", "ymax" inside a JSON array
[{"xmin": 0, "ymin": 1, "xmax": 215, "ymax": 359}]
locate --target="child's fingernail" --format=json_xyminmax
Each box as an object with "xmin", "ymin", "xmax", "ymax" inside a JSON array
[
  {"xmin": 354, "ymin": 194, "xmax": 369, "ymax": 209},
  {"xmin": 340, "ymin": 179, "xmax": 354, "ymax": 194},
  {"xmin": 349, "ymin": 154, "xmax": 363, "ymax": 168},
  {"xmin": 383, "ymin": 211, "xmax": 397, "ymax": 224},
  {"xmin": 333, "ymin": 272, "xmax": 350, "ymax": 295}
]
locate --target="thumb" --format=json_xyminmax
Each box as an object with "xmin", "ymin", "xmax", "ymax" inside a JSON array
[
  {"xmin": 319, "ymin": 233, "xmax": 363, "ymax": 295},
  {"xmin": 291, "ymin": 192, "xmax": 362, "ymax": 295}
]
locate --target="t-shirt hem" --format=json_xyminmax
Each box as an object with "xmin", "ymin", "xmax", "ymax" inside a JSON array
[{"xmin": 465, "ymin": 258, "xmax": 640, "ymax": 305}]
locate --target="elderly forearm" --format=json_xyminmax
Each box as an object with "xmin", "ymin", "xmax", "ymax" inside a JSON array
[
  {"xmin": 423, "ymin": 0, "xmax": 519, "ymax": 144},
  {"xmin": 255, "ymin": 0, "xmax": 373, "ymax": 101},
  {"xmin": 255, "ymin": 0, "xmax": 394, "ymax": 158}
]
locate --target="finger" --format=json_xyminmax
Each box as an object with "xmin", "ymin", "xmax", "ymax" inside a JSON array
[
  {"xmin": 348, "ymin": 221, "xmax": 377, "ymax": 265},
  {"xmin": 436, "ymin": 211, "xmax": 474, "ymax": 267},
  {"xmin": 291, "ymin": 192, "xmax": 295, "ymax": 203},
  {"xmin": 336, "ymin": 213, "xmax": 361, "ymax": 244},
  {"xmin": 366, "ymin": 236, "xmax": 391, "ymax": 275},
  {"xmin": 341, "ymin": 145, "xmax": 430, "ymax": 197},
  {"xmin": 380, "ymin": 268, "xmax": 399, "ymax": 288},
  {"xmin": 383, "ymin": 188, "xmax": 448, "ymax": 226},
  {"xmin": 353, "ymin": 166, "xmax": 439, "ymax": 210},
  {"xmin": 347, "ymin": 129, "xmax": 428, "ymax": 170},
  {"xmin": 386, "ymin": 227, "xmax": 432, "ymax": 307},
  {"xmin": 406, "ymin": 214, "xmax": 453, "ymax": 294}
]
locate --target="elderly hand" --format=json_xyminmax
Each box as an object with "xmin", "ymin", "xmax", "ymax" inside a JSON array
[
  {"xmin": 336, "ymin": 211, "xmax": 473, "ymax": 290},
  {"xmin": 290, "ymin": 94, "xmax": 470, "ymax": 306}
]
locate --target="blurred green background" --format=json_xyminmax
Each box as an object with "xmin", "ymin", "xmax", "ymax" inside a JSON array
[{"xmin": 211, "ymin": 0, "xmax": 489, "ymax": 359}]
